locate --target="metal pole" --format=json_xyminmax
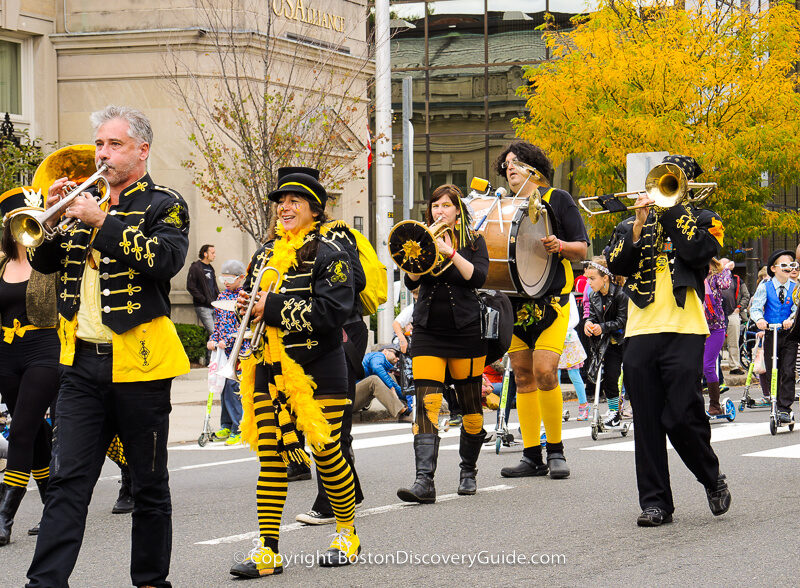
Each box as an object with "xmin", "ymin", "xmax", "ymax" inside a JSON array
[
  {"xmin": 375, "ymin": 0, "xmax": 395, "ymax": 343},
  {"xmin": 400, "ymin": 76, "xmax": 414, "ymax": 311}
]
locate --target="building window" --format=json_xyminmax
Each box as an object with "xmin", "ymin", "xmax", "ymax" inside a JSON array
[{"xmin": 0, "ymin": 40, "xmax": 21, "ymax": 116}]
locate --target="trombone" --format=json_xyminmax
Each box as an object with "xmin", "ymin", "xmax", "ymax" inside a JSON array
[
  {"xmin": 578, "ymin": 163, "xmax": 716, "ymax": 216},
  {"xmin": 216, "ymin": 265, "xmax": 280, "ymax": 382}
]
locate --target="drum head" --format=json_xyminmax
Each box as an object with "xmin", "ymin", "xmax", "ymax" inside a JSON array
[{"xmin": 508, "ymin": 203, "xmax": 558, "ymax": 297}]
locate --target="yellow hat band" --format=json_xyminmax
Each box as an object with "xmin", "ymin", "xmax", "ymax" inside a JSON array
[{"xmin": 279, "ymin": 182, "xmax": 321, "ymax": 204}]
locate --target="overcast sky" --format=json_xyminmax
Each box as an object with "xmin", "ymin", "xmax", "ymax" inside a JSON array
[{"xmin": 391, "ymin": 0, "xmax": 596, "ymax": 18}]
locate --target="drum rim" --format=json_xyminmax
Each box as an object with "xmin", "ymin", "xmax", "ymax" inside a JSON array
[{"xmin": 508, "ymin": 201, "xmax": 559, "ymax": 298}]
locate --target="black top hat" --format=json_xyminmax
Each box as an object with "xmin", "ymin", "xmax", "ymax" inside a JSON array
[
  {"xmin": 268, "ymin": 167, "xmax": 327, "ymax": 209},
  {"xmin": 767, "ymin": 249, "xmax": 795, "ymax": 277},
  {"xmin": 661, "ymin": 154, "xmax": 704, "ymax": 182},
  {"xmin": 0, "ymin": 186, "xmax": 40, "ymax": 223}
]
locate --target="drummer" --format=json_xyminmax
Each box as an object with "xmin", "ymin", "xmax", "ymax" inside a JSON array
[{"xmin": 494, "ymin": 142, "xmax": 589, "ymax": 480}]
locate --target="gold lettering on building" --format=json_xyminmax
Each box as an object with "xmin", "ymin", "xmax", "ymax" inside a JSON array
[{"xmin": 271, "ymin": 0, "xmax": 346, "ymax": 33}]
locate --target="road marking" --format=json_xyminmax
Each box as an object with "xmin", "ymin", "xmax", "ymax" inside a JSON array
[
  {"xmin": 195, "ymin": 484, "xmax": 514, "ymax": 546},
  {"xmin": 744, "ymin": 443, "xmax": 800, "ymax": 459},
  {"xmin": 440, "ymin": 425, "xmax": 593, "ymax": 450},
  {"xmin": 582, "ymin": 421, "xmax": 774, "ymax": 452}
]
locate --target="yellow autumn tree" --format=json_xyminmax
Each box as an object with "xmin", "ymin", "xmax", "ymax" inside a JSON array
[{"xmin": 515, "ymin": 0, "xmax": 800, "ymax": 246}]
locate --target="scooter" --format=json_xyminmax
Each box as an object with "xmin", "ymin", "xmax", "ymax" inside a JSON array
[
  {"xmin": 706, "ymin": 397, "xmax": 736, "ymax": 423},
  {"xmin": 739, "ymin": 338, "xmax": 771, "ymax": 411},
  {"xmin": 493, "ymin": 354, "xmax": 521, "ymax": 453},
  {"xmin": 590, "ymin": 358, "xmax": 630, "ymax": 440},
  {"xmin": 198, "ymin": 385, "xmax": 224, "ymax": 447},
  {"xmin": 767, "ymin": 324, "xmax": 795, "ymax": 435}
]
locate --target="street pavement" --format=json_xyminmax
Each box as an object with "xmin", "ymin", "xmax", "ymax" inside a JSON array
[{"xmin": 4, "ymin": 373, "xmax": 798, "ymax": 587}]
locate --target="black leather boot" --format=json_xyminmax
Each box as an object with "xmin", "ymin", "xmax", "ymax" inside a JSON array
[
  {"xmin": 0, "ymin": 482, "xmax": 26, "ymax": 545},
  {"xmin": 397, "ymin": 434, "xmax": 440, "ymax": 504},
  {"xmin": 707, "ymin": 381, "xmax": 722, "ymax": 416},
  {"xmin": 112, "ymin": 464, "xmax": 134, "ymax": 514},
  {"xmin": 28, "ymin": 476, "xmax": 49, "ymax": 536},
  {"xmin": 457, "ymin": 429, "xmax": 486, "ymax": 495},
  {"xmin": 546, "ymin": 442, "xmax": 570, "ymax": 479}
]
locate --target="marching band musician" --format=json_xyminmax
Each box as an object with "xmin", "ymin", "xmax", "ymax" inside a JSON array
[
  {"xmin": 606, "ymin": 154, "xmax": 731, "ymax": 527},
  {"xmin": 0, "ymin": 187, "xmax": 60, "ymax": 547},
  {"xmin": 495, "ymin": 142, "xmax": 589, "ymax": 480},
  {"xmin": 26, "ymin": 106, "xmax": 191, "ymax": 588},
  {"xmin": 229, "ymin": 167, "xmax": 360, "ymax": 578},
  {"xmin": 396, "ymin": 184, "xmax": 490, "ymax": 503}
]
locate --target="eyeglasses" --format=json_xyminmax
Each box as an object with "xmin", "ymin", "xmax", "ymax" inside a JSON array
[
  {"xmin": 218, "ymin": 275, "xmax": 239, "ymax": 284},
  {"xmin": 777, "ymin": 262, "xmax": 799, "ymax": 271},
  {"xmin": 500, "ymin": 159, "xmax": 521, "ymax": 171}
]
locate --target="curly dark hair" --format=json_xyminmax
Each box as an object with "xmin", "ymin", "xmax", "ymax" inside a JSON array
[{"xmin": 493, "ymin": 142, "xmax": 554, "ymax": 185}]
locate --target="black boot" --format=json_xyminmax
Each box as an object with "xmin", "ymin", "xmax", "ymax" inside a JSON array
[
  {"xmin": 397, "ymin": 434, "xmax": 440, "ymax": 504},
  {"xmin": 457, "ymin": 429, "xmax": 486, "ymax": 495},
  {"xmin": 28, "ymin": 476, "xmax": 49, "ymax": 536},
  {"xmin": 112, "ymin": 465, "xmax": 134, "ymax": 514},
  {"xmin": 0, "ymin": 482, "xmax": 26, "ymax": 545}
]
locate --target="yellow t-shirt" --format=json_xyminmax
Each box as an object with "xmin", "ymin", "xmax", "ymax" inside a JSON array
[{"xmin": 626, "ymin": 254, "xmax": 709, "ymax": 337}]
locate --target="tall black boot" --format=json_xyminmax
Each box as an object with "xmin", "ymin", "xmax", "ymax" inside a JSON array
[
  {"xmin": 28, "ymin": 476, "xmax": 49, "ymax": 536},
  {"xmin": 457, "ymin": 429, "xmax": 486, "ymax": 495},
  {"xmin": 397, "ymin": 434, "xmax": 440, "ymax": 504},
  {"xmin": 112, "ymin": 464, "xmax": 134, "ymax": 514},
  {"xmin": 0, "ymin": 482, "xmax": 26, "ymax": 545}
]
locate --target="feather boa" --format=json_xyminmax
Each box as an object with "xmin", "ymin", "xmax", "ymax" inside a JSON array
[{"xmin": 239, "ymin": 222, "xmax": 332, "ymax": 456}]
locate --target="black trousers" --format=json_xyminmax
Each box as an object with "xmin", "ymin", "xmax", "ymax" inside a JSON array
[
  {"xmin": 311, "ymin": 320, "xmax": 367, "ymax": 513},
  {"xmin": 26, "ymin": 346, "xmax": 173, "ymax": 588},
  {"xmin": 599, "ymin": 343, "xmax": 623, "ymax": 401},
  {"xmin": 763, "ymin": 329, "xmax": 797, "ymax": 413},
  {"xmin": 623, "ymin": 333, "xmax": 720, "ymax": 514}
]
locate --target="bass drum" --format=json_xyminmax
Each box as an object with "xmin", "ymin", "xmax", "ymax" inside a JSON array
[{"xmin": 469, "ymin": 195, "xmax": 558, "ymax": 298}]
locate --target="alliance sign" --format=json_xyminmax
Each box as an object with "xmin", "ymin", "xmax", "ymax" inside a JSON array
[{"xmin": 272, "ymin": 0, "xmax": 346, "ymax": 33}]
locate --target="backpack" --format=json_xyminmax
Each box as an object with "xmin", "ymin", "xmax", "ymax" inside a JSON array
[{"xmin": 324, "ymin": 220, "xmax": 388, "ymax": 315}]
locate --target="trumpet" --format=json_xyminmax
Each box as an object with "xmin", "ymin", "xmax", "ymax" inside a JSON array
[
  {"xmin": 387, "ymin": 219, "xmax": 457, "ymax": 277},
  {"xmin": 578, "ymin": 163, "xmax": 716, "ymax": 216},
  {"xmin": 217, "ymin": 265, "xmax": 280, "ymax": 382}
]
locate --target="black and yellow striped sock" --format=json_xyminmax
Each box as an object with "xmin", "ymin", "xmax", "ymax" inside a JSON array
[
  {"xmin": 254, "ymin": 392, "xmax": 287, "ymax": 553},
  {"xmin": 312, "ymin": 397, "xmax": 355, "ymax": 528},
  {"xmin": 31, "ymin": 467, "xmax": 49, "ymax": 483},
  {"xmin": 2, "ymin": 469, "xmax": 31, "ymax": 488}
]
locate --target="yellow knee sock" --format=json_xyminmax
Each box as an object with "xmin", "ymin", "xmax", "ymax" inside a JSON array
[
  {"xmin": 539, "ymin": 385, "xmax": 563, "ymax": 444},
  {"xmin": 516, "ymin": 391, "xmax": 541, "ymax": 448}
]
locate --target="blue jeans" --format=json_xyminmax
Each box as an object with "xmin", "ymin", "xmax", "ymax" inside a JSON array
[
  {"xmin": 220, "ymin": 377, "xmax": 243, "ymax": 433},
  {"xmin": 194, "ymin": 305, "xmax": 214, "ymax": 335}
]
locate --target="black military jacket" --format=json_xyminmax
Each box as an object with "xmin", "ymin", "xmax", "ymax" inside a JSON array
[
  {"xmin": 245, "ymin": 232, "xmax": 354, "ymax": 367},
  {"xmin": 606, "ymin": 202, "xmax": 723, "ymax": 309},
  {"xmin": 29, "ymin": 173, "xmax": 190, "ymax": 334}
]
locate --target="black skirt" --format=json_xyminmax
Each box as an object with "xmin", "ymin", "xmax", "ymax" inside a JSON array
[{"xmin": 411, "ymin": 318, "xmax": 487, "ymax": 359}]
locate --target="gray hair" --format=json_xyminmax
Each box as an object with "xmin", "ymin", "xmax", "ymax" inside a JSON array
[{"xmin": 90, "ymin": 105, "xmax": 153, "ymax": 148}]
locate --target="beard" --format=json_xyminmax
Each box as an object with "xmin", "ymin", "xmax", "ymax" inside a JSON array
[{"xmin": 97, "ymin": 157, "xmax": 139, "ymax": 187}]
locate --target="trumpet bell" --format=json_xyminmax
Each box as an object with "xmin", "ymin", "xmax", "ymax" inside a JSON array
[
  {"xmin": 7, "ymin": 207, "xmax": 47, "ymax": 248},
  {"xmin": 388, "ymin": 219, "xmax": 455, "ymax": 276},
  {"xmin": 216, "ymin": 358, "xmax": 240, "ymax": 382}
]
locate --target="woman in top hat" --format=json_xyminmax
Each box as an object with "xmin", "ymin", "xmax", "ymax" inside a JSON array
[
  {"xmin": 395, "ymin": 184, "xmax": 489, "ymax": 503},
  {"xmin": 229, "ymin": 167, "xmax": 360, "ymax": 578},
  {"xmin": 0, "ymin": 187, "xmax": 60, "ymax": 546}
]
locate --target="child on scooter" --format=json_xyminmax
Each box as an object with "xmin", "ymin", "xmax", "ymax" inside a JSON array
[
  {"xmin": 558, "ymin": 293, "xmax": 589, "ymax": 420},
  {"xmin": 584, "ymin": 255, "xmax": 627, "ymax": 428},
  {"xmin": 749, "ymin": 250, "xmax": 798, "ymax": 422}
]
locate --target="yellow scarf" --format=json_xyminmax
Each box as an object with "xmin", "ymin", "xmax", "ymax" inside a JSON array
[{"xmin": 239, "ymin": 223, "xmax": 332, "ymax": 462}]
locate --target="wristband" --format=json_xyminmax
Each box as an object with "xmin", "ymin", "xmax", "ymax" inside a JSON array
[
  {"xmin": 557, "ymin": 239, "xmax": 564, "ymax": 253},
  {"xmin": 449, "ymin": 249, "xmax": 457, "ymax": 260}
]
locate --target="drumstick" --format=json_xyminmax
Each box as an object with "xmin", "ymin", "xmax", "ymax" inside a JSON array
[{"xmin": 495, "ymin": 187, "xmax": 507, "ymax": 234}]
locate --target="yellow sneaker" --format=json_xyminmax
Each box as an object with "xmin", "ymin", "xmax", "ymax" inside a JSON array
[
  {"xmin": 318, "ymin": 524, "xmax": 360, "ymax": 567},
  {"xmin": 229, "ymin": 538, "xmax": 283, "ymax": 578},
  {"xmin": 225, "ymin": 434, "xmax": 242, "ymax": 446}
]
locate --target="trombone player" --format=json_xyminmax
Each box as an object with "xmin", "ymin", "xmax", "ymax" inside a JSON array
[
  {"xmin": 25, "ymin": 106, "xmax": 190, "ymax": 588},
  {"xmin": 606, "ymin": 154, "xmax": 731, "ymax": 527}
]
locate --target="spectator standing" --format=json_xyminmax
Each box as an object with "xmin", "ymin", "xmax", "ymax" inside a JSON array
[
  {"xmin": 187, "ymin": 244, "xmax": 219, "ymax": 335},
  {"xmin": 718, "ymin": 258, "xmax": 750, "ymax": 375}
]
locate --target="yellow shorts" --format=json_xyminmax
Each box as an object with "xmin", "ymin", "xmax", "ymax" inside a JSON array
[{"xmin": 509, "ymin": 300, "xmax": 570, "ymax": 355}]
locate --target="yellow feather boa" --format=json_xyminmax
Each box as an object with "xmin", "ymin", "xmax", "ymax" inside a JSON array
[{"xmin": 239, "ymin": 222, "xmax": 332, "ymax": 455}]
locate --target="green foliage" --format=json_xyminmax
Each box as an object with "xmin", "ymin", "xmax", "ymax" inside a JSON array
[
  {"xmin": 0, "ymin": 133, "xmax": 45, "ymax": 194},
  {"xmin": 515, "ymin": 0, "xmax": 800, "ymax": 246},
  {"xmin": 175, "ymin": 323, "xmax": 208, "ymax": 363}
]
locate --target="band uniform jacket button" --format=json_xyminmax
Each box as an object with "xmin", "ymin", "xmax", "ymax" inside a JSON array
[
  {"xmin": 102, "ymin": 289, "xmax": 110, "ymax": 296},
  {"xmin": 109, "ymin": 210, "xmax": 117, "ymax": 215},
  {"xmin": 102, "ymin": 257, "xmax": 111, "ymax": 264},
  {"xmin": 102, "ymin": 306, "xmax": 111, "ymax": 313},
  {"xmin": 101, "ymin": 273, "xmax": 109, "ymax": 280}
]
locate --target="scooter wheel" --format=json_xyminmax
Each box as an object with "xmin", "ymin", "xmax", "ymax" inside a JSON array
[
  {"xmin": 198, "ymin": 434, "xmax": 207, "ymax": 447},
  {"xmin": 790, "ymin": 423, "xmax": 795, "ymax": 432},
  {"xmin": 770, "ymin": 417, "xmax": 778, "ymax": 436},
  {"xmin": 563, "ymin": 411, "xmax": 570, "ymax": 422},
  {"xmin": 621, "ymin": 424, "xmax": 629, "ymax": 437},
  {"xmin": 726, "ymin": 399, "xmax": 736, "ymax": 422},
  {"xmin": 591, "ymin": 424, "xmax": 598, "ymax": 441},
  {"xmin": 495, "ymin": 437, "xmax": 501, "ymax": 454},
  {"xmin": 739, "ymin": 402, "xmax": 745, "ymax": 412}
]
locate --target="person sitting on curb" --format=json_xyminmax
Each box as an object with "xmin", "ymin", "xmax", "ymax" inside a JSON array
[{"xmin": 355, "ymin": 345, "xmax": 412, "ymax": 422}]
